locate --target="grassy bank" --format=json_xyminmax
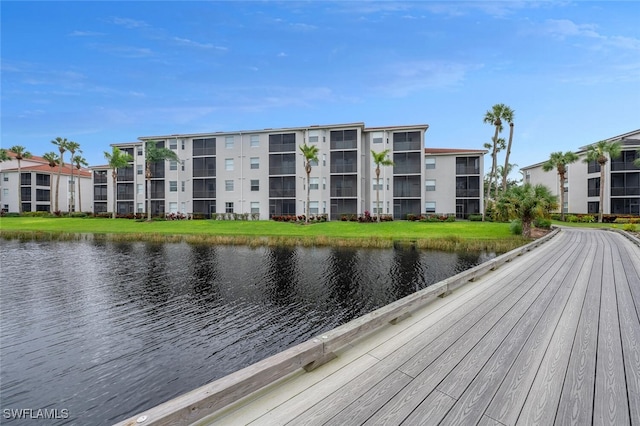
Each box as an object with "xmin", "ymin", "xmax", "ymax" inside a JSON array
[{"xmin": 0, "ymin": 217, "xmax": 530, "ymax": 252}]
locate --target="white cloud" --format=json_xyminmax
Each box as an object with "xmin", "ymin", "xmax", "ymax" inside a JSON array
[
  {"xmin": 172, "ymin": 37, "xmax": 228, "ymax": 51},
  {"xmin": 541, "ymin": 18, "xmax": 640, "ymax": 51},
  {"xmin": 109, "ymin": 17, "xmax": 149, "ymax": 29},
  {"xmin": 68, "ymin": 30, "xmax": 106, "ymax": 37}
]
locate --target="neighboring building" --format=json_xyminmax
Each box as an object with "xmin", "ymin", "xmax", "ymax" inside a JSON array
[
  {"xmin": 0, "ymin": 152, "xmax": 92, "ymax": 213},
  {"xmin": 94, "ymin": 122, "xmax": 485, "ymax": 220},
  {"xmin": 521, "ymin": 129, "xmax": 640, "ymax": 216}
]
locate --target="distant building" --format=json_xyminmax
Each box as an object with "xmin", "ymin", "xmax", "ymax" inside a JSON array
[
  {"xmin": 521, "ymin": 129, "xmax": 640, "ymax": 216},
  {"xmin": 0, "ymin": 152, "xmax": 92, "ymax": 213},
  {"xmin": 93, "ymin": 122, "xmax": 486, "ymax": 220}
]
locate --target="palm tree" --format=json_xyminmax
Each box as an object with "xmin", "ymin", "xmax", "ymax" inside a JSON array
[
  {"xmin": 483, "ymin": 103, "xmax": 514, "ymax": 216},
  {"xmin": 496, "ymin": 183, "xmax": 557, "ymax": 238},
  {"xmin": 501, "ymin": 109, "xmax": 515, "ymax": 192},
  {"xmin": 542, "ymin": 151, "xmax": 579, "ymax": 222},
  {"xmin": 9, "ymin": 145, "xmax": 32, "ymax": 214},
  {"xmin": 72, "ymin": 155, "xmax": 88, "ymax": 212},
  {"xmin": 104, "ymin": 147, "xmax": 133, "ymax": 219},
  {"xmin": 299, "ymin": 143, "xmax": 319, "ymax": 223},
  {"xmin": 144, "ymin": 140, "xmax": 179, "ymax": 221},
  {"xmin": 42, "ymin": 152, "xmax": 59, "ymax": 212},
  {"xmin": 634, "ymin": 150, "xmax": 640, "ymax": 168},
  {"xmin": 371, "ymin": 149, "xmax": 394, "ymax": 222},
  {"xmin": 0, "ymin": 149, "xmax": 10, "ymax": 162},
  {"xmin": 51, "ymin": 137, "xmax": 69, "ymax": 212},
  {"xmin": 66, "ymin": 141, "xmax": 81, "ymax": 212},
  {"xmin": 583, "ymin": 139, "xmax": 622, "ymax": 223},
  {"xmin": 483, "ymin": 137, "xmax": 505, "ymax": 204}
]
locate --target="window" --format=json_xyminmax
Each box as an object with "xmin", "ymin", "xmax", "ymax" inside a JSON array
[
  {"xmin": 170, "ymin": 161, "xmax": 177, "ymax": 171},
  {"xmin": 330, "ymin": 129, "xmax": 358, "ymax": 150},
  {"xmin": 137, "ymin": 203, "xmax": 144, "ymax": 213},
  {"xmin": 169, "ymin": 202, "xmax": 178, "ymax": 213},
  {"xmin": 137, "ymin": 164, "xmax": 143, "ymax": 175},
  {"xmin": 193, "ymin": 138, "xmax": 216, "ymax": 156},
  {"xmin": 322, "ymin": 177, "xmax": 326, "ymax": 190},
  {"xmin": 35, "ymin": 174, "xmax": 50, "ymax": 187},
  {"xmin": 309, "ymin": 177, "xmax": 319, "ymax": 190},
  {"xmin": 251, "ymin": 179, "xmax": 259, "ymax": 191},
  {"xmin": 169, "ymin": 181, "xmax": 177, "ymax": 192},
  {"xmin": 425, "ymin": 179, "xmax": 436, "ymax": 191},
  {"xmin": 193, "ymin": 157, "xmax": 216, "ymax": 177},
  {"xmin": 137, "ymin": 147, "xmax": 143, "ymax": 156},
  {"xmin": 181, "ymin": 140, "xmax": 185, "ymax": 150},
  {"xmin": 373, "ymin": 201, "xmax": 383, "ymax": 214},
  {"xmin": 456, "ymin": 157, "xmax": 479, "ymax": 174},
  {"xmin": 181, "ymin": 161, "xmax": 185, "ymax": 171},
  {"xmin": 250, "ymin": 157, "xmax": 260, "ymax": 169},
  {"xmin": 3, "ymin": 188, "xmax": 8, "ymax": 197},
  {"xmin": 372, "ymin": 131, "xmax": 383, "ymax": 144},
  {"xmin": 225, "ymin": 180, "xmax": 234, "ymax": 191},
  {"xmin": 588, "ymin": 178, "xmax": 600, "ymax": 197},
  {"xmin": 250, "ymin": 135, "xmax": 260, "ymax": 148},
  {"xmin": 3, "ymin": 173, "xmax": 8, "ymax": 182},
  {"xmin": 193, "ymin": 179, "xmax": 216, "ymax": 198},
  {"xmin": 425, "ymin": 202, "xmax": 436, "ymax": 213},
  {"xmin": 36, "ymin": 189, "xmax": 50, "ymax": 202},
  {"xmin": 425, "ymin": 157, "xmax": 436, "ymax": 169},
  {"xmin": 181, "ymin": 181, "xmax": 185, "ymax": 192},
  {"xmin": 308, "ymin": 130, "xmax": 319, "ymax": 143},
  {"xmin": 137, "ymin": 184, "xmax": 143, "ymax": 195},
  {"xmin": 169, "ymin": 139, "xmax": 177, "ymax": 150},
  {"xmin": 225, "ymin": 202, "xmax": 234, "ymax": 213},
  {"xmin": 393, "ymin": 131, "xmax": 421, "ymax": 151},
  {"xmin": 225, "ymin": 136, "xmax": 234, "ymax": 149},
  {"xmin": 251, "ymin": 202, "xmax": 260, "ymax": 214},
  {"xmin": 21, "ymin": 173, "xmax": 31, "ymax": 186},
  {"xmin": 309, "ymin": 201, "xmax": 319, "ymax": 214},
  {"xmin": 225, "ymin": 158, "xmax": 234, "ymax": 171},
  {"xmin": 373, "ymin": 178, "xmax": 383, "ymax": 191},
  {"xmin": 269, "ymin": 133, "xmax": 296, "ymax": 152},
  {"xmin": 94, "ymin": 186, "xmax": 108, "ymax": 201},
  {"xmin": 322, "ymin": 154, "xmax": 327, "ymax": 167}
]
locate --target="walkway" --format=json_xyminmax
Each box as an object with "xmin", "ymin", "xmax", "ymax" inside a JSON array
[{"xmin": 199, "ymin": 228, "xmax": 640, "ymax": 426}]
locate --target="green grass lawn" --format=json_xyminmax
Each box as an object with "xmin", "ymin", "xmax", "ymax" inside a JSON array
[{"xmin": 0, "ymin": 217, "xmax": 529, "ymax": 251}]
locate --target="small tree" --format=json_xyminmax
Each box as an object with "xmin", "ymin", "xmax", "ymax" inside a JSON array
[
  {"xmin": 0, "ymin": 149, "xmax": 10, "ymax": 162},
  {"xmin": 542, "ymin": 151, "xmax": 579, "ymax": 222},
  {"xmin": 42, "ymin": 152, "xmax": 59, "ymax": 212},
  {"xmin": 144, "ymin": 140, "xmax": 179, "ymax": 221},
  {"xmin": 66, "ymin": 141, "xmax": 81, "ymax": 212},
  {"xmin": 51, "ymin": 137, "xmax": 69, "ymax": 212},
  {"xmin": 72, "ymin": 155, "xmax": 88, "ymax": 212},
  {"xmin": 583, "ymin": 140, "xmax": 621, "ymax": 223},
  {"xmin": 9, "ymin": 145, "xmax": 32, "ymax": 214},
  {"xmin": 496, "ymin": 183, "xmax": 557, "ymax": 238},
  {"xmin": 371, "ymin": 149, "xmax": 394, "ymax": 222},
  {"xmin": 483, "ymin": 103, "xmax": 514, "ymax": 216},
  {"xmin": 104, "ymin": 147, "xmax": 133, "ymax": 219},
  {"xmin": 299, "ymin": 143, "xmax": 319, "ymax": 223}
]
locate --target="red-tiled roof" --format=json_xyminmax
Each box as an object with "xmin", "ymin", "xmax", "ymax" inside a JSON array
[
  {"xmin": 3, "ymin": 163, "xmax": 91, "ymax": 178},
  {"xmin": 425, "ymin": 148, "xmax": 487, "ymax": 154}
]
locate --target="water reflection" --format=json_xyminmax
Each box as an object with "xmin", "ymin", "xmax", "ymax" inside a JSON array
[{"xmin": 0, "ymin": 239, "xmax": 495, "ymax": 425}]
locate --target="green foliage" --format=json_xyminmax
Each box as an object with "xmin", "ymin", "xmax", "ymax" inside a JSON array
[
  {"xmin": 533, "ymin": 217, "xmax": 552, "ymax": 228},
  {"xmin": 468, "ymin": 214, "xmax": 484, "ymax": 221},
  {"xmin": 622, "ymin": 223, "xmax": 637, "ymax": 232},
  {"xmin": 509, "ymin": 219, "xmax": 523, "ymax": 235},
  {"xmin": 495, "ymin": 183, "xmax": 557, "ymax": 237}
]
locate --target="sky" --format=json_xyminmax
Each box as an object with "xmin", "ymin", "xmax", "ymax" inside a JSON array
[{"xmin": 2, "ymin": 1, "xmax": 639, "ymax": 176}]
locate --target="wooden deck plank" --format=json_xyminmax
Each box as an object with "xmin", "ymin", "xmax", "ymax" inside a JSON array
[
  {"xmin": 446, "ymin": 231, "xmax": 592, "ymax": 425},
  {"xmin": 553, "ymin": 233, "xmax": 604, "ymax": 426},
  {"xmin": 362, "ymin": 233, "xmax": 580, "ymax": 425},
  {"xmin": 400, "ymin": 389, "xmax": 457, "ymax": 425},
  {"xmin": 612, "ymin": 239, "xmax": 640, "ymax": 426},
  {"xmin": 436, "ymin": 238, "xmax": 584, "ymax": 425},
  {"xmin": 593, "ymin": 234, "xmax": 630, "ymax": 426}
]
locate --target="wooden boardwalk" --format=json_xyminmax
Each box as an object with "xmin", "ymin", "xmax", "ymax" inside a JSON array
[{"xmin": 198, "ymin": 228, "xmax": 640, "ymax": 426}]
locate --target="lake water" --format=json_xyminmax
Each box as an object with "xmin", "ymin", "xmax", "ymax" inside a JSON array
[{"xmin": 0, "ymin": 239, "xmax": 494, "ymax": 425}]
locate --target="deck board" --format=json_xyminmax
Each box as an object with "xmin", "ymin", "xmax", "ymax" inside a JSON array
[{"xmin": 199, "ymin": 228, "xmax": 640, "ymax": 426}]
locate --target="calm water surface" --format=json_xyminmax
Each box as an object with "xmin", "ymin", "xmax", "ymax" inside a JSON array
[{"xmin": 0, "ymin": 239, "xmax": 494, "ymax": 425}]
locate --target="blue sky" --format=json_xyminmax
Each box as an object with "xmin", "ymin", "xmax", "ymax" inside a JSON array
[{"xmin": 2, "ymin": 1, "xmax": 639, "ymax": 175}]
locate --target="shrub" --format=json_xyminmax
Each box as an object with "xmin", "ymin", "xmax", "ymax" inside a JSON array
[
  {"xmin": 468, "ymin": 214, "xmax": 483, "ymax": 222},
  {"xmin": 579, "ymin": 214, "xmax": 595, "ymax": 223},
  {"xmin": 70, "ymin": 212, "xmax": 88, "ymax": 218},
  {"xmin": 509, "ymin": 219, "xmax": 523, "ymax": 235},
  {"xmin": 622, "ymin": 223, "xmax": 637, "ymax": 232},
  {"xmin": 566, "ymin": 214, "xmax": 579, "ymax": 223},
  {"xmin": 550, "ymin": 213, "xmax": 562, "ymax": 221},
  {"xmin": 534, "ymin": 217, "xmax": 552, "ymax": 228},
  {"xmin": 2, "ymin": 212, "xmax": 21, "ymax": 217}
]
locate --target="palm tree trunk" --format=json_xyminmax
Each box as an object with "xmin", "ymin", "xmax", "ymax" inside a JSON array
[
  {"xmin": 77, "ymin": 173, "xmax": 82, "ymax": 213},
  {"xmin": 305, "ymin": 164, "xmax": 311, "ymax": 224},
  {"xmin": 69, "ymin": 164, "xmax": 74, "ymax": 212},
  {"xmin": 502, "ymin": 122, "xmax": 514, "ymax": 192},
  {"xmin": 17, "ymin": 159, "xmax": 22, "ymax": 214},
  {"xmin": 55, "ymin": 159, "xmax": 63, "ymax": 212},
  {"xmin": 559, "ymin": 173, "xmax": 566, "ymax": 222},
  {"xmin": 112, "ymin": 171, "xmax": 117, "ymax": 219},
  {"xmin": 146, "ymin": 166, "xmax": 152, "ymax": 221},
  {"xmin": 599, "ymin": 164, "xmax": 605, "ymax": 223},
  {"xmin": 376, "ymin": 167, "xmax": 381, "ymax": 222}
]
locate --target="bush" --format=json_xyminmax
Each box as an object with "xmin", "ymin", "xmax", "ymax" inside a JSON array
[
  {"xmin": 1, "ymin": 212, "xmax": 21, "ymax": 217},
  {"xmin": 534, "ymin": 217, "xmax": 552, "ymax": 229},
  {"xmin": 622, "ymin": 223, "xmax": 637, "ymax": 232},
  {"xmin": 70, "ymin": 212, "xmax": 88, "ymax": 218},
  {"xmin": 509, "ymin": 219, "xmax": 523, "ymax": 235},
  {"xmin": 468, "ymin": 214, "xmax": 483, "ymax": 222},
  {"xmin": 566, "ymin": 214, "xmax": 579, "ymax": 223}
]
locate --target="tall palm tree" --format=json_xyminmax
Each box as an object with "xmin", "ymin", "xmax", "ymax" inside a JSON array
[
  {"xmin": 483, "ymin": 103, "xmax": 514, "ymax": 216},
  {"xmin": 42, "ymin": 152, "xmax": 59, "ymax": 212},
  {"xmin": 9, "ymin": 145, "xmax": 32, "ymax": 214},
  {"xmin": 542, "ymin": 151, "xmax": 579, "ymax": 222},
  {"xmin": 72, "ymin": 155, "xmax": 88, "ymax": 212},
  {"xmin": 583, "ymin": 139, "xmax": 622, "ymax": 223},
  {"xmin": 483, "ymin": 137, "xmax": 505, "ymax": 203},
  {"xmin": 66, "ymin": 141, "xmax": 81, "ymax": 212},
  {"xmin": 144, "ymin": 140, "xmax": 179, "ymax": 221},
  {"xmin": 104, "ymin": 147, "xmax": 133, "ymax": 219},
  {"xmin": 501, "ymin": 109, "xmax": 515, "ymax": 192},
  {"xmin": 299, "ymin": 143, "xmax": 319, "ymax": 223},
  {"xmin": 0, "ymin": 149, "xmax": 10, "ymax": 162},
  {"xmin": 371, "ymin": 149, "xmax": 394, "ymax": 222},
  {"xmin": 51, "ymin": 137, "xmax": 69, "ymax": 212},
  {"xmin": 496, "ymin": 183, "xmax": 557, "ymax": 238}
]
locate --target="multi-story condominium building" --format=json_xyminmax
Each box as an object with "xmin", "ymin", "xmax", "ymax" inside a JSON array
[
  {"xmin": 522, "ymin": 129, "xmax": 640, "ymax": 216},
  {"xmin": 0, "ymin": 152, "xmax": 92, "ymax": 213},
  {"xmin": 92, "ymin": 122, "xmax": 485, "ymax": 220}
]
